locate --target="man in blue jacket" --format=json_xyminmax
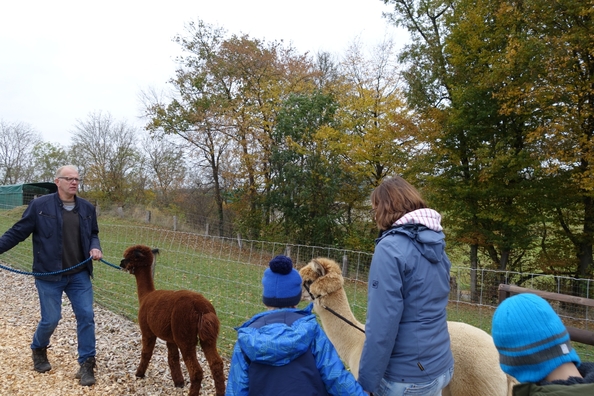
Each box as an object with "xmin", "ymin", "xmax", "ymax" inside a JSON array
[
  {"xmin": 226, "ymin": 255, "xmax": 365, "ymax": 396},
  {"xmin": 0, "ymin": 165, "xmax": 102, "ymax": 386}
]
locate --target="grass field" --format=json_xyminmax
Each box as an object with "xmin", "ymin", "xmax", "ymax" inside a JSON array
[{"xmin": 0, "ymin": 206, "xmax": 592, "ymax": 361}]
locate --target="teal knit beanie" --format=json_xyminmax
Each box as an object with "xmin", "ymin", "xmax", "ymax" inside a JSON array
[
  {"xmin": 262, "ymin": 255, "xmax": 302, "ymax": 308},
  {"xmin": 492, "ymin": 293, "xmax": 581, "ymax": 383}
]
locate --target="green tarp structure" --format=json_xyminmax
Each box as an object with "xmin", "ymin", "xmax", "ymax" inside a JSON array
[{"xmin": 0, "ymin": 183, "xmax": 57, "ymax": 210}]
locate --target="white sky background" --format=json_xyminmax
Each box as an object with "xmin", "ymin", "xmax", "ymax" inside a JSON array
[{"xmin": 0, "ymin": 0, "xmax": 408, "ymax": 146}]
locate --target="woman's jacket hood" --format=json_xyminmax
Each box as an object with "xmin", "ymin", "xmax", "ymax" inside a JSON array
[{"xmin": 378, "ymin": 208, "xmax": 446, "ymax": 265}]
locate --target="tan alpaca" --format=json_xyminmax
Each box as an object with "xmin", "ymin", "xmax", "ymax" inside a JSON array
[{"xmin": 300, "ymin": 257, "xmax": 517, "ymax": 396}]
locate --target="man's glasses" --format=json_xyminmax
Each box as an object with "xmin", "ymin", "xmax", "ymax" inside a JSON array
[{"xmin": 58, "ymin": 177, "xmax": 81, "ymax": 183}]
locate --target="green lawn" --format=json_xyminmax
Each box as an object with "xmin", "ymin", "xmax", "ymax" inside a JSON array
[{"xmin": 0, "ymin": 207, "xmax": 592, "ymax": 361}]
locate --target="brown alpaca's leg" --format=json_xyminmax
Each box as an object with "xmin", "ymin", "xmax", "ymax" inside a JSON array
[
  {"xmin": 136, "ymin": 335, "xmax": 157, "ymax": 378},
  {"xmin": 179, "ymin": 345, "xmax": 204, "ymax": 396},
  {"xmin": 166, "ymin": 342, "xmax": 185, "ymax": 388},
  {"xmin": 200, "ymin": 340, "xmax": 226, "ymax": 396}
]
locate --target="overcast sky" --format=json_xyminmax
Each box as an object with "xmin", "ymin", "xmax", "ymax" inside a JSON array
[{"xmin": 0, "ymin": 0, "xmax": 408, "ymax": 146}]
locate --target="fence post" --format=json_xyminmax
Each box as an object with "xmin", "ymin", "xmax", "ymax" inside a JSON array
[
  {"xmin": 173, "ymin": 216, "xmax": 177, "ymax": 231},
  {"xmin": 237, "ymin": 233, "xmax": 242, "ymax": 249},
  {"xmin": 285, "ymin": 246, "xmax": 291, "ymax": 258},
  {"xmin": 117, "ymin": 206, "xmax": 124, "ymax": 217},
  {"xmin": 342, "ymin": 254, "xmax": 348, "ymax": 277},
  {"xmin": 145, "ymin": 210, "xmax": 151, "ymax": 223},
  {"xmin": 205, "ymin": 223, "xmax": 209, "ymax": 236}
]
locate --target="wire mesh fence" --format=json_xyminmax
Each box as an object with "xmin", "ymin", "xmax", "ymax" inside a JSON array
[{"xmin": 0, "ymin": 206, "xmax": 592, "ymax": 360}]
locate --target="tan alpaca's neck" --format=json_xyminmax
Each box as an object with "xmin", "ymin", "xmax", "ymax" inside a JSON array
[
  {"xmin": 314, "ymin": 287, "xmax": 365, "ymax": 376},
  {"xmin": 316, "ymin": 289, "xmax": 365, "ymax": 344},
  {"xmin": 317, "ymin": 290, "xmax": 362, "ymax": 326}
]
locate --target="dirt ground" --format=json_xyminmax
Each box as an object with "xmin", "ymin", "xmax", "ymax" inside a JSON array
[{"xmin": 0, "ymin": 269, "xmax": 230, "ymax": 396}]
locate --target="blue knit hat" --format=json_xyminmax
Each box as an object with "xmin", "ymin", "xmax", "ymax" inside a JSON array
[
  {"xmin": 492, "ymin": 293, "xmax": 581, "ymax": 383},
  {"xmin": 262, "ymin": 255, "xmax": 302, "ymax": 308}
]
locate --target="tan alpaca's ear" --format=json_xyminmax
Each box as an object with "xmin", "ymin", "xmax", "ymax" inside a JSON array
[
  {"xmin": 299, "ymin": 259, "xmax": 328, "ymax": 300},
  {"xmin": 299, "ymin": 258, "xmax": 326, "ymax": 283},
  {"xmin": 311, "ymin": 259, "xmax": 326, "ymax": 277},
  {"xmin": 308, "ymin": 258, "xmax": 344, "ymax": 296},
  {"xmin": 311, "ymin": 271, "xmax": 344, "ymax": 296}
]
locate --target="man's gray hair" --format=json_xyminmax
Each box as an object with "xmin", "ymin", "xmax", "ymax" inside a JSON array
[{"xmin": 55, "ymin": 165, "xmax": 79, "ymax": 178}]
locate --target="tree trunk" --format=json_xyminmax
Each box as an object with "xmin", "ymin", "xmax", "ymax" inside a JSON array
[{"xmin": 470, "ymin": 244, "xmax": 478, "ymax": 303}]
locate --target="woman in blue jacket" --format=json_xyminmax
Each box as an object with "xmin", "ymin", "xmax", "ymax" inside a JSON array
[
  {"xmin": 226, "ymin": 255, "xmax": 365, "ymax": 396},
  {"xmin": 358, "ymin": 176, "xmax": 454, "ymax": 396}
]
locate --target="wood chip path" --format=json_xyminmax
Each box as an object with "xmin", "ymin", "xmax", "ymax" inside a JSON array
[{"xmin": 0, "ymin": 270, "xmax": 230, "ymax": 395}]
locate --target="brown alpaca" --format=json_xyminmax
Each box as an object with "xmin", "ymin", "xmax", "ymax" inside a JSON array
[
  {"xmin": 299, "ymin": 257, "xmax": 518, "ymax": 396},
  {"xmin": 120, "ymin": 245, "xmax": 226, "ymax": 396}
]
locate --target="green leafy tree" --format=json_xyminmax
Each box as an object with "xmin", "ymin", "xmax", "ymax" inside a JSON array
[
  {"xmin": 31, "ymin": 142, "xmax": 69, "ymax": 182},
  {"xmin": 331, "ymin": 38, "xmax": 424, "ymax": 249},
  {"xmin": 142, "ymin": 22, "xmax": 235, "ymax": 237},
  {"xmin": 488, "ymin": 0, "xmax": 594, "ymax": 279},
  {"xmin": 382, "ymin": 0, "xmax": 543, "ymax": 302},
  {"xmin": 438, "ymin": 0, "xmax": 544, "ymax": 274},
  {"xmin": 383, "ymin": 0, "xmax": 594, "ymax": 285},
  {"xmin": 268, "ymin": 92, "xmax": 344, "ymax": 245},
  {"xmin": 146, "ymin": 20, "xmax": 319, "ymax": 239}
]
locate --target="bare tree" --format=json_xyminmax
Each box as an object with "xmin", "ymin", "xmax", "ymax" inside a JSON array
[
  {"xmin": 70, "ymin": 111, "xmax": 140, "ymax": 205},
  {"xmin": 141, "ymin": 73, "xmax": 233, "ymax": 236},
  {"xmin": 0, "ymin": 120, "xmax": 42, "ymax": 184},
  {"xmin": 141, "ymin": 132, "xmax": 187, "ymax": 204}
]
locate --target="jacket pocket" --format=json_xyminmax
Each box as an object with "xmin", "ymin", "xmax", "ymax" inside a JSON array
[{"xmin": 38, "ymin": 211, "xmax": 56, "ymax": 239}]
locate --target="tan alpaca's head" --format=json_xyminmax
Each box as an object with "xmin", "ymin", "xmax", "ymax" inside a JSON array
[{"xmin": 299, "ymin": 257, "xmax": 345, "ymax": 302}]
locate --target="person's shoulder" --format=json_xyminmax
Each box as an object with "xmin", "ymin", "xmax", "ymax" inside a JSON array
[
  {"xmin": 75, "ymin": 196, "xmax": 96, "ymax": 210},
  {"xmin": 75, "ymin": 196, "xmax": 92, "ymax": 205},
  {"xmin": 239, "ymin": 309, "xmax": 271, "ymax": 327},
  {"xmin": 268, "ymin": 308, "xmax": 312, "ymax": 325},
  {"xmin": 34, "ymin": 193, "xmax": 55, "ymax": 203},
  {"xmin": 26, "ymin": 193, "xmax": 55, "ymax": 210},
  {"xmin": 374, "ymin": 229, "xmax": 410, "ymax": 253},
  {"xmin": 378, "ymin": 226, "xmax": 417, "ymax": 241}
]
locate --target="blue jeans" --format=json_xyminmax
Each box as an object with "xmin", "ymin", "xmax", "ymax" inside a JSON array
[
  {"xmin": 32, "ymin": 271, "xmax": 96, "ymax": 364},
  {"xmin": 374, "ymin": 365, "xmax": 454, "ymax": 396}
]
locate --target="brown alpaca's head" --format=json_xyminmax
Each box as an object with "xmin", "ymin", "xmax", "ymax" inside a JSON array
[
  {"xmin": 299, "ymin": 257, "xmax": 345, "ymax": 302},
  {"xmin": 120, "ymin": 245, "xmax": 159, "ymax": 274}
]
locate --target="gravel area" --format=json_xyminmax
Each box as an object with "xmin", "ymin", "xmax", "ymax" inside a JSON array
[{"xmin": 0, "ymin": 270, "xmax": 230, "ymax": 395}]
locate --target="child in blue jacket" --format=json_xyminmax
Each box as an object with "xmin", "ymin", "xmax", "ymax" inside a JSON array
[
  {"xmin": 226, "ymin": 255, "xmax": 365, "ymax": 396},
  {"xmin": 492, "ymin": 293, "xmax": 594, "ymax": 395}
]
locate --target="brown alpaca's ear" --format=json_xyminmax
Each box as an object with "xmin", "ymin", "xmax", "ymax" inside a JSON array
[{"xmin": 134, "ymin": 246, "xmax": 152, "ymax": 259}]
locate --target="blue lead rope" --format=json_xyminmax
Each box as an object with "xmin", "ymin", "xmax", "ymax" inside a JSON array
[
  {"xmin": 99, "ymin": 258, "xmax": 122, "ymax": 270},
  {"xmin": 0, "ymin": 256, "xmax": 122, "ymax": 276}
]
